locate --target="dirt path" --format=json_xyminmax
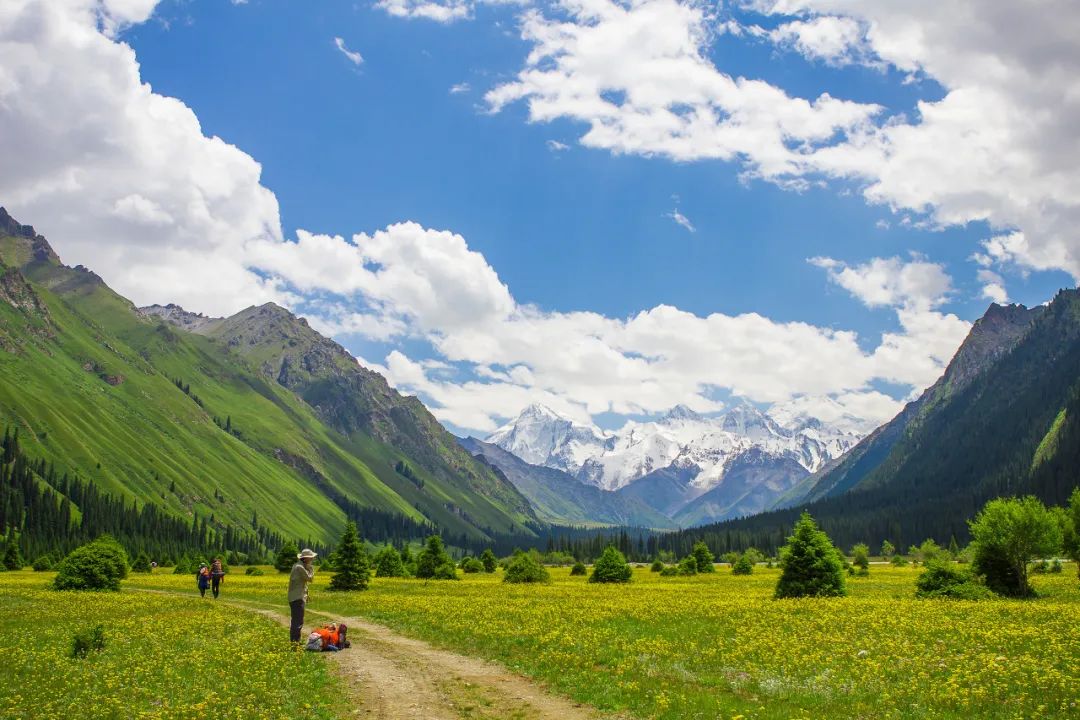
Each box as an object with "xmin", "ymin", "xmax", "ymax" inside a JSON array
[{"xmin": 141, "ymin": 591, "xmax": 605, "ymax": 720}]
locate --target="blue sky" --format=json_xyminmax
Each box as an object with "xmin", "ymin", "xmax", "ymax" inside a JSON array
[{"xmin": 2, "ymin": 0, "xmax": 1077, "ymax": 434}]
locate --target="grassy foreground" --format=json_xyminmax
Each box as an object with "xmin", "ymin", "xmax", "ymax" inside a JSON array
[
  {"xmin": 0, "ymin": 572, "xmax": 343, "ymax": 720},
  {"xmin": 119, "ymin": 564, "xmax": 1080, "ymax": 720}
]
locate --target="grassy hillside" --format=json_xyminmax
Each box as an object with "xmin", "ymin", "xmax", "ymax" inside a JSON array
[{"xmin": 0, "ymin": 210, "xmax": 535, "ymax": 546}]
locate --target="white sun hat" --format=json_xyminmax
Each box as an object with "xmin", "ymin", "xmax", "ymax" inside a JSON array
[{"xmin": 297, "ymin": 548, "xmax": 318, "ymax": 559}]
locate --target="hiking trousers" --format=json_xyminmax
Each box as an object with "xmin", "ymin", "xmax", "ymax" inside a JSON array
[
  {"xmin": 289, "ymin": 599, "xmax": 305, "ymax": 642},
  {"xmin": 211, "ymin": 576, "xmax": 221, "ymax": 598}
]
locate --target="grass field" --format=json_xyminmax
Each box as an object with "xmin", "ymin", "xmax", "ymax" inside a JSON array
[
  {"xmin": 0, "ymin": 572, "xmax": 343, "ymax": 720},
  {"xmin": 108, "ymin": 563, "xmax": 1080, "ymax": 720}
]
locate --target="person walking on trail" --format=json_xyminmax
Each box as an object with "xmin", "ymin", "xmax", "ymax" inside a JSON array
[
  {"xmin": 289, "ymin": 548, "xmax": 317, "ymax": 643},
  {"xmin": 210, "ymin": 557, "xmax": 225, "ymax": 599},
  {"xmin": 197, "ymin": 563, "xmax": 211, "ymax": 598}
]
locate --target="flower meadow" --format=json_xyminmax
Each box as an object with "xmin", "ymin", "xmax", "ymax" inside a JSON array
[
  {"xmin": 0, "ymin": 572, "xmax": 342, "ymax": 720},
  {"xmin": 123, "ymin": 563, "xmax": 1080, "ymax": 720}
]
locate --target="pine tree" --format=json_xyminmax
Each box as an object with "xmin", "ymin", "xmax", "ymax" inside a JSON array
[
  {"xmin": 329, "ymin": 522, "xmax": 370, "ymax": 591},
  {"xmin": 415, "ymin": 535, "xmax": 454, "ymax": 579},
  {"xmin": 373, "ymin": 545, "xmax": 405, "ymax": 577},
  {"xmin": 479, "ymin": 548, "xmax": 498, "ymax": 573},
  {"xmin": 774, "ymin": 512, "xmax": 847, "ymax": 599}
]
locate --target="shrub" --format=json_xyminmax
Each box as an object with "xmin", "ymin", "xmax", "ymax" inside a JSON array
[
  {"xmin": 432, "ymin": 562, "xmax": 459, "ymax": 580},
  {"xmin": 1050, "ymin": 558, "xmax": 1063, "ymax": 574},
  {"xmin": 70, "ymin": 624, "xmax": 106, "ymax": 659},
  {"xmin": 415, "ymin": 536, "xmax": 455, "ymax": 579},
  {"xmin": 172, "ymin": 556, "xmax": 191, "ymax": 574},
  {"xmin": 589, "ymin": 546, "xmax": 632, "ymax": 583},
  {"xmin": 329, "ymin": 521, "xmax": 371, "ymax": 592},
  {"xmin": 1031, "ymin": 559, "xmax": 1049, "ymax": 574},
  {"xmin": 504, "ymin": 551, "xmax": 550, "ymax": 583},
  {"xmin": 649, "ymin": 559, "xmax": 664, "ymax": 572},
  {"xmin": 570, "ymin": 561, "xmax": 587, "ymax": 576},
  {"xmin": 891, "ymin": 555, "xmax": 909, "ymax": 567},
  {"xmin": 53, "ymin": 537, "xmax": 129, "ymax": 591},
  {"xmin": 131, "ymin": 552, "xmax": 152, "ymax": 573},
  {"xmin": 971, "ymin": 496, "xmax": 1062, "ymax": 597},
  {"xmin": 774, "ymin": 512, "xmax": 847, "ymax": 599},
  {"xmin": 479, "ymin": 548, "xmax": 498, "ymax": 573},
  {"xmin": 692, "ymin": 541, "xmax": 715, "ymax": 573},
  {"xmin": 463, "ymin": 558, "xmax": 485, "ymax": 573},
  {"xmin": 374, "ymin": 545, "xmax": 406, "ymax": 577},
  {"xmin": 915, "ymin": 560, "xmax": 993, "ymax": 600},
  {"xmin": 721, "ymin": 551, "xmax": 740, "ymax": 566},
  {"xmin": 677, "ymin": 555, "xmax": 698, "ymax": 576},
  {"xmin": 32, "ymin": 555, "xmax": 54, "ymax": 571},
  {"xmin": 732, "ymin": 553, "xmax": 754, "ymax": 575},
  {"xmin": 659, "ymin": 565, "xmax": 679, "ymax": 576},
  {"xmin": 275, "ymin": 542, "xmax": 299, "ymax": 573},
  {"xmin": 244, "ymin": 566, "xmax": 265, "ymax": 576},
  {"xmin": 851, "ymin": 543, "xmax": 870, "ymax": 576},
  {"xmin": 3, "ymin": 542, "xmax": 23, "ymax": 570}
]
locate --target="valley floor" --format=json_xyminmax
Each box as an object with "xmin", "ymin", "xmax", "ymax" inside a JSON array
[{"xmin": 3, "ymin": 566, "xmax": 1079, "ymax": 719}]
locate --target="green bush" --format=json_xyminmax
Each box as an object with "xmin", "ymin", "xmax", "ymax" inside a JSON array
[
  {"xmin": 851, "ymin": 543, "xmax": 870, "ymax": 575},
  {"xmin": 774, "ymin": 513, "xmax": 847, "ymax": 599},
  {"xmin": 589, "ymin": 546, "xmax": 632, "ymax": 583},
  {"xmin": 503, "ymin": 551, "xmax": 551, "ymax": 583},
  {"xmin": 3, "ymin": 543, "xmax": 23, "ymax": 570},
  {"xmin": 53, "ymin": 537, "xmax": 129, "ymax": 592},
  {"xmin": 732, "ymin": 553, "xmax": 754, "ymax": 575},
  {"xmin": 31, "ymin": 555, "xmax": 54, "ymax": 572},
  {"xmin": 432, "ymin": 562, "xmax": 459, "ymax": 580},
  {"xmin": 463, "ymin": 558, "xmax": 485, "ymax": 573},
  {"xmin": 692, "ymin": 541, "xmax": 715, "ymax": 573},
  {"xmin": 570, "ymin": 561, "xmax": 587, "ymax": 576},
  {"xmin": 479, "ymin": 548, "xmax": 498, "ymax": 573},
  {"xmin": 891, "ymin": 555, "xmax": 909, "ymax": 567},
  {"xmin": 1031, "ymin": 559, "xmax": 1049, "ymax": 574},
  {"xmin": 131, "ymin": 552, "xmax": 152, "ymax": 573},
  {"xmin": 70, "ymin": 624, "xmax": 106, "ymax": 659},
  {"xmin": 244, "ymin": 566, "xmax": 265, "ymax": 576},
  {"xmin": 677, "ymin": 555, "xmax": 698, "ymax": 576},
  {"xmin": 659, "ymin": 565, "xmax": 679, "ymax": 576},
  {"xmin": 649, "ymin": 559, "xmax": 664, "ymax": 572},
  {"xmin": 275, "ymin": 542, "xmax": 299, "ymax": 573},
  {"xmin": 1050, "ymin": 558, "xmax": 1063, "ymax": 574},
  {"xmin": 329, "ymin": 521, "xmax": 370, "ymax": 592},
  {"xmin": 415, "ymin": 536, "xmax": 455, "ymax": 579},
  {"xmin": 374, "ymin": 546, "xmax": 406, "ymax": 577},
  {"xmin": 915, "ymin": 561, "xmax": 993, "ymax": 600}
]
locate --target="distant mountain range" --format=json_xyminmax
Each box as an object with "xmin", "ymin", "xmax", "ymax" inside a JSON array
[{"xmin": 475, "ymin": 399, "xmax": 871, "ymax": 526}]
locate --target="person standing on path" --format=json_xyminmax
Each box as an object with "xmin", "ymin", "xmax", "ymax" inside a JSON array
[
  {"xmin": 288, "ymin": 548, "xmax": 317, "ymax": 643},
  {"xmin": 210, "ymin": 557, "xmax": 225, "ymax": 599},
  {"xmin": 197, "ymin": 563, "xmax": 210, "ymax": 598}
]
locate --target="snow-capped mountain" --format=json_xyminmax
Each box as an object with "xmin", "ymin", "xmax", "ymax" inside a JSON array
[
  {"xmin": 486, "ymin": 401, "xmax": 872, "ymax": 525},
  {"xmin": 485, "ymin": 404, "xmax": 614, "ymax": 472}
]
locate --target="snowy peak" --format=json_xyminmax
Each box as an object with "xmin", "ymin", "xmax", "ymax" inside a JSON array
[
  {"xmin": 662, "ymin": 404, "xmax": 703, "ymax": 422},
  {"xmin": 486, "ymin": 404, "xmax": 611, "ymax": 472}
]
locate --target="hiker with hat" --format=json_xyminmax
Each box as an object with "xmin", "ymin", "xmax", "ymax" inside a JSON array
[
  {"xmin": 196, "ymin": 563, "xmax": 211, "ymax": 598},
  {"xmin": 288, "ymin": 548, "xmax": 317, "ymax": 643}
]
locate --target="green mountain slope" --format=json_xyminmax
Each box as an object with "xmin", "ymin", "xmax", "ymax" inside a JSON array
[
  {"xmin": 0, "ymin": 208, "xmax": 535, "ymax": 546},
  {"xmin": 663, "ymin": 290, "xmax": 1080, "ymax": 551}
]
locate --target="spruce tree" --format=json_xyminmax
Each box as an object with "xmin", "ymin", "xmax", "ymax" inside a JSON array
[
  {"xmin": 329, "ymin": 522, "xmax": 370, "ymax": 591},
  {"xmin": 479, "ymin": 548, "xmax": 498, "ymax": 573},
  {"xmin": 732, "ymin": 552, "xmax": 754, "ymax": 575},
  {"xmin": 131, "ymin": 552, "xmax": 152, "ymax": 573},
  {"xmin": 774, "ymin": 513, "xmax": 847, "ymax": 599},
  {"xmin": 415, "ymin": 535, "xmax": 454, "ymax": 579}
]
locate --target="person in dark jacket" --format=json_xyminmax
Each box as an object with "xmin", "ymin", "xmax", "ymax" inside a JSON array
[
  {"xmin": 196, "ymin": 563, "xmax": 210, "ymax": 598},
  {"xmin": 210, "ymin": 557, "xmax": 225, "ymax": 599}
]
